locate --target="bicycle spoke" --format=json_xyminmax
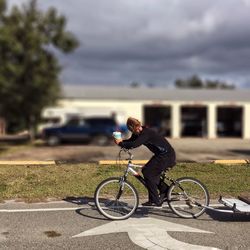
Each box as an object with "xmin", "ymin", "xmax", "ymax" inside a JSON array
[
  {"xmin": 95, "ymin": 177, "xmax": 139, "ymax": 220},
  {"xmin": 168, "ymin": 177, "xmax": 209, "ymax": 218}
]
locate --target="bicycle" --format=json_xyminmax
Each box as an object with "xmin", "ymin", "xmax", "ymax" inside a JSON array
[{"xmin": 94, "ymin": 148, "xmax": 210, "ymax": 220}]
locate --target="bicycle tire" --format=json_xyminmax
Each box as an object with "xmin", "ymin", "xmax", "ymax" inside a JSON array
[
  {"xmin": 94, "ymin": 177, "xmax": 139, "ymax": 220},
  {"xmin": 167, "ymin": 177, "xmax": 210, "ymax": 219}
]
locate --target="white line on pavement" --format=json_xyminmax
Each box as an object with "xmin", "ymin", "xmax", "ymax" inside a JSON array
[
  {"xmin": 0, "ymin": 203, "xmax": 222, "ymax": 213},
  {"xmin": 0, "ymin": 206, "xmax": 88, "ymax": 213}
]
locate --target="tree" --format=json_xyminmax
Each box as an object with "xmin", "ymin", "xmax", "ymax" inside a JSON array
[
  {"xmin": 0, "ymin": 0, "xmax": 5, "ymax": 18},
  {"xmin": 130, "ymin": 81, "xmax": 141, "ymax": 88},
  {"xmin": 204, "ymin": 80, "xmax": 235, "ymax": 89},
  {"xmin": 0, "ymin": 0, "xmax": 79, "ymax": 133},
  {"xmin": 174, "ymin": 75, "xmax": 235, "ymax": 89},
  {"xmin": 175, "ymin": 75, "xmax": 203, "ymax": 88}
]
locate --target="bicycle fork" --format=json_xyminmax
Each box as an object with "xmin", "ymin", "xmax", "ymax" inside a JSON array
[{"xmin": 116, "ymin": 176, "xmax": 126, "ymax": 200}]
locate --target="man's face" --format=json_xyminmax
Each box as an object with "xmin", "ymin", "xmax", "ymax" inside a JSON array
[{"xmin": 133, "ymin": 126, "xmax": 141, "ymax": 134}]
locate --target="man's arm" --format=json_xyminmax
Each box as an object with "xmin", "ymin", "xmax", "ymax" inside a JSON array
[
  {"xmin": 113, "ymin": 133, "xmax": 136, "ymax": 146},
  {"xmin": 118, "ymin": 132, "xmax": 148, "ymax": 149}
]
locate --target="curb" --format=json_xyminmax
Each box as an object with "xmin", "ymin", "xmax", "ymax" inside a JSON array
[
  {"xmin": 0, "ymin": 159, "xmax": 249, "ymax": 166},
  {"xmin": 98, "ymin": 159, "xmax": 250, "ymax": 165},
  {"xmin": 213, "ymin": 159, "xmax": 250, "ymax": 164},
  {"xmin": 0, "ymin": 160, "xmax": 56, "ymax": 166},
  {"xmin": 98, "ymin": 160, "xmax": 147, "ymax": 165}
]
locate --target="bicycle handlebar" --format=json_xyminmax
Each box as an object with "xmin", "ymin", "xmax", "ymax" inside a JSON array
[{"xmin": 119, "ymin": 148, "xmax": 133, "ymax": 160}]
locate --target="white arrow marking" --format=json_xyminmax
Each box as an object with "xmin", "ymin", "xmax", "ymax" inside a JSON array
[{"xmin": 73, "ymin": 217, "xmax": 220, "ymax": 250}]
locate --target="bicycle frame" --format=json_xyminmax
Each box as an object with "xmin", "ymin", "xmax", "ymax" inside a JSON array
[
  {"xmin": 95, "ymin": 148, "xmax": 210, "ymax": 219},
  {"xmin": 118, "ymin": 149, "xmax": 177, "ymax": 192},
  {"xmin": 121, "ymin": 159, "xmax": 147, "ymax": 186}
]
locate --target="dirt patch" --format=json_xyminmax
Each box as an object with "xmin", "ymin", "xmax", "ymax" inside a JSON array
[
  {"xmin": 44, "ymin": 231, "xmax": 61, "ymax": 238},
  {"xmin": 0, "ymin": 138, "xmax": 249, "ymax": 163},
  {"xmin": 0, "ymin": 145, "xmax": 105, "ymax": 162}
]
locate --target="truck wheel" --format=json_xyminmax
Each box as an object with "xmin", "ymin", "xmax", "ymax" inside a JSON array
[{"xmin": 47, "ymin": 135, "xmax": 60, "ymax": 146}]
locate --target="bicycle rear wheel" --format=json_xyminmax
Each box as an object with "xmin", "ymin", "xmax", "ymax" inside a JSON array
[
  {"xmin": 168, "ymin": 177, "xmax": 210, "ymax": 218},
  {"xmin": 94, "ymin": 177, "xmax": 139, "ymax": 220}
]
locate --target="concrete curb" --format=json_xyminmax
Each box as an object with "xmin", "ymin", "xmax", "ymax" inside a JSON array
[
  {"xmin": 0, "ymin": 160, "xmax": 56, "ymax": 166},
  {"xmin": 99, "ymin": 159, "xmax": 250, "ymax": 165},
  {"xmin": 98, "ymin": 160, "xmax": 147, "ymax": 165},
  {"xmin": 213, "ymin": 159, "xmax": 250, "ymax": 164},
  {"xmin": 0, "ymin": 159, "xmax": 249, "ymax": 166}
]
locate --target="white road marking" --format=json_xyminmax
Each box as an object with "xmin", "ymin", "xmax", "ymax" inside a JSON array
[
  {"xmin": 73, "ymin": 217, "xmax": 220, "ymax": 250},
  {"xmin": 0, "ymin": 203, "xmax": 221, "ymax": 213},
  {"xmin": 0, "ymin": 206, "xmax": 87, "ymax": 213},
  {"xmin": 0, "ymin": 203, "xmax": 222, "ymax": 249}
]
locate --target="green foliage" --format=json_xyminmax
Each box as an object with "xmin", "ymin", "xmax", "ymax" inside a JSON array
[
  {"xmin": 0, "ymin": 0, "xmax": 79, "ymax": 132},
  {"xmin": 175, "ymin": 75, "xmax": 235, "ymax": 89},
  {"xmin": 0, "ymin": 0, "xmax": 6, "ymax": 17},
  {"xmin": 130, "ymin": 81, "xmax": 141, "ymax": 88}
]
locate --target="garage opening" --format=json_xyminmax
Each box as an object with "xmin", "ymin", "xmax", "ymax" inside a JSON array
[
  {"xmin": 217, "ymin": 107, "xmax": 242, "ymax": 137},
  {"xmin": 181, "ymin": 106, "xmax": 207, "ymax": 137},
  {"xmin": 143, "ymin": 105, "xmax": 171, "ymax": 136}
]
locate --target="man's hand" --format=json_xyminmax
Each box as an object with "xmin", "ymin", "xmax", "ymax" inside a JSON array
[{"xmin": 114, "ymin": 138, "xmax": 123, "ymax": 145}]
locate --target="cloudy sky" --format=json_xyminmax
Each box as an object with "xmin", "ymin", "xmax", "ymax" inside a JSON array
[{"xmin": 7, "ymin": 0, "xmax": 250, "ymax": 88}]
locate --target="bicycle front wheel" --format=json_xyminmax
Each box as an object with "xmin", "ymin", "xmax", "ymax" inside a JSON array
[
  {"xmin": 94, "ymin": 177, "xmax": 139, "ymax": 220},
  {"xmin": 168, "ymin": 177, "xmax": 210, "ymax": 219}
]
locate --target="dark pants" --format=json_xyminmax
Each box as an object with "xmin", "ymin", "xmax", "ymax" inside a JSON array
[{"xmin": 142, "ymin": 152, "xmax": 176, "ymax": 204}]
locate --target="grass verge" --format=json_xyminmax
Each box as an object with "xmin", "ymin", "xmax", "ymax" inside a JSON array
[{"xmin": 0, "ymin": 163, "xmax": 249, "ymax": 202}]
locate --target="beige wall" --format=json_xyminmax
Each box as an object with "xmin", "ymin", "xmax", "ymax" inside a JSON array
[
  {"xmin": 207, "ymin": 103, "xmax": 217, "ymax": 139},
  {"xmin": 59, "ymin": 99, "xmax": 144, "ymax": 123},
  {"xmin": 0, "ymin": 118, "xmax": 6, "ymax": 135},
  {"xmin": 243, "ymin": 104, "xmax": 250, "ymax": 139},
  {"xmin": 58, "ymin": 99, "xmax": 250, "ymax": 139}
]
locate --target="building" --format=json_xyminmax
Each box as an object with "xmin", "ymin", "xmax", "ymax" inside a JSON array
[
  {"xmin": 51, "ymin": 85, "xmax": 250, "ymax": 139},
  {"xmin": 0, "ymin": 118, "xmax": 6, "ymax": 135}
]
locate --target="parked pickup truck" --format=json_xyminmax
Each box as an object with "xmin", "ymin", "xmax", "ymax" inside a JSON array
[{"xmin": 42, "ymin": 117, "xmax": 128, "ymax": 146}]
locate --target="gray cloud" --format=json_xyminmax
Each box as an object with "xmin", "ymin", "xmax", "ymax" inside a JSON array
[{"xmin": 7, "ymin": 0, "xmax": 250, "ymax": 87}]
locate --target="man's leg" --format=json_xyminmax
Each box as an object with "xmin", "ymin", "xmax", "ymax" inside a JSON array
[
  {"xmin": 158, "ymin": 177, "xmax": 169, "ymax": 194},
  {"xmin": 158, "ymin": 153, "xmax": 176, "ymax": 201},
  {"xmin": 142, "ymin": 157, "xmax": 163, "ymax": 205}
]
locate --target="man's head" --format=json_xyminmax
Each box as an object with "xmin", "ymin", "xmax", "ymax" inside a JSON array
[{"xmin": 126, "ymin": 117, "xmax": 142, "ymax": 134}]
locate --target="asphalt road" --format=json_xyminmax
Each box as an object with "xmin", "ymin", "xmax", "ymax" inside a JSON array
[{"xmin": 0, "ymin": 200, "xmax": 249, "ymax": 250}]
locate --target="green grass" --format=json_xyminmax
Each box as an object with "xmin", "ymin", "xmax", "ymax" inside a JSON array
[{"xmin": 0, "ymin": 163, "xmax": 249, "ymax": 202}]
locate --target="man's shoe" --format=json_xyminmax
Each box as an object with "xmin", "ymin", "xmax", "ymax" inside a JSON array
[
  {"xmin": 141, "ymin": 201, "xmax": 154, "ymax": 206},
  {"xmin": 154, "ymin": 201, "xmax": 163, "ymax": 207},
  {"xmin": 159, "ymin": 192, "xmax": 168, "ymax": 202},
  {"xmin": 141, "ymin": 201, "xmax": 162, "ymax": 207}
]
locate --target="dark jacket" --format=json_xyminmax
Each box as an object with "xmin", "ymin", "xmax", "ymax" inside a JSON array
[{"xmin": 119, "ymin": 127, "xmax": 175, "ymax": 156}]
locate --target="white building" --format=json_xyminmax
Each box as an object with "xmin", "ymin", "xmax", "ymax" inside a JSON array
[{"xmin": 50, "ymin": 85, "xmax": 250, "ymax": 139}]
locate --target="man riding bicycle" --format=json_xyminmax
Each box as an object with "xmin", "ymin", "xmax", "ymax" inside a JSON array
[{"xmin": 114, "ymin": 117, "xmax": 176, "ymax": 207}]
